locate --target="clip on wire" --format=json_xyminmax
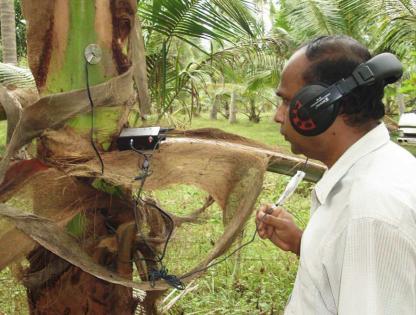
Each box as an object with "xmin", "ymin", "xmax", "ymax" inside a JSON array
[{"xmin": 149, "ymin": 266, "xmax": 185, "ymax": 290}]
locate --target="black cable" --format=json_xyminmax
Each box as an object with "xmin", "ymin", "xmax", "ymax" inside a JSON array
[
  {"xmin": 130, "ymin": 137, "xmax": 186, "ymax": 289},
  {"xmin": 301, "ymin": 157, "xmax": 309, "ymax": 171},
  {"xmin": 149, "ymin": 267, "xmax": 185, "ymax": 290},
  {"xmin": 179, "ymin": 216, "xmax": 262, "ymax": 280},
  {"xmin": 85, "ymin": 61, "xmax": 104, "ymax": 175},
  {"xmin": 131, "ymin": 142, "xmax": 309, "ymax": 289},
  {"xmin": 139, "ymin": 201, "xmax": 174, "ymax": 263},
  {"xmin": 130, "ymin": 138, "xmax": 158, "ymax": 233}
]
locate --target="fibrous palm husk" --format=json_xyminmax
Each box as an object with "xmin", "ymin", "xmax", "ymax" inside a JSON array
[{"xmin": 0, "ymin": 123, "xmax": 325, "ymax": 290}]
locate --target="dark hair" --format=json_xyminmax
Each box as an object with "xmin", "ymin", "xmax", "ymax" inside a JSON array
[{"xmin": 300, "ymin": 35, "xmax": 385, "ymax": 126}]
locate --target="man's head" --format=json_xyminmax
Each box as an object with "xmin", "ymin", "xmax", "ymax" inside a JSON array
[
  {"xmin": 301, "ymin": 35, "xmax": 385, "ymax": 126},
  {"xmin": 275, "ymin": 35, "xmax": 384, "ymax": 165}
]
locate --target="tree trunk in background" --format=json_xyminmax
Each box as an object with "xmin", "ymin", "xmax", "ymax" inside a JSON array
[
  {"xmin": 196, "ymin": 93, "xmax": 201, "ymax": 115},
  {"xmin": 0, "ymin": 0, "xmax": 17, "ymax": 65},
  {"xmin": 229, "ymin": 90, "xmax": 237, "ymax": 123},
  {"xmin": 21, "ymin": 1, "xmax": 152, "ymax": 313},
  {"xmin": 210, "ymin": 94, "xmax": 220, "ymax": 120},
  {"xmin": 224, "ymin": 100, "xmax": 229, "ymax": 119},
  {"xmin": 191, "ymin": 82, "xmax": 201, "ymax": 117},
  {"xmin": 249, "ymin": 97, "xmax": 260, "ymax": 123},
  {"xmin": 396, "ymin": 85, "xmax": 405, "ymax": 115},
  {"xmin": 135, "ymin": 15, "xmax": 151, "ymax": 117}
]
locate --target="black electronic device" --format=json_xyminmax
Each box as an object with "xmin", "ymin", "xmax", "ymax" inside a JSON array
[
  {"xmin": 117, "ymin": 127, "xmax": 170, "ymax": 151},
  {"xmin": 289, "ymin": 52, "xmax": 403, "ymax": 136}
]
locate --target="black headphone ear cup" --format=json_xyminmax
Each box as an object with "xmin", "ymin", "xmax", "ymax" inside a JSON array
[
  {"xmin": 297, "ymin": 106, "xmax": 310, "ymax": 121},
  {"xmin": 289, "ymin": 84, "xmax": 339, "ymax": 136}
]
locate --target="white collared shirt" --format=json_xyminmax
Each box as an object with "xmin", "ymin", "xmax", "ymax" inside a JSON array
[{"xmin": 285, "ymin": 123, "xmax": 416, "ymax": 315}]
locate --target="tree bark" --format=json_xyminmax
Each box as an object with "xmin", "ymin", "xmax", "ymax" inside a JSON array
[
  {"xmin": 210, "ymin": 94, "xmax": 220, "ymax": 120},
  {"xmin": 229, "ymin": 90, "xmax": 237, "ymax": 123},
  {"xmin": 20, "ymin": 1, "xmax": 156, "ymax": 313},
  {"xmin": 248, "ymin": 97, "xmax": 260, "ymax": 123},
  {"xmin": 0, "ymin": 0, "xmax": 17, "ymax": 65},
  {"xmin": 396, "ymin": 83, "xmax": 405, "ymax": 115}
]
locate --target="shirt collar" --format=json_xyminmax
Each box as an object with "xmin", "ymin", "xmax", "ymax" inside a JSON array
[{"xmin": 314, "ymin": 123, "xmax": 390, "ymax": 205}]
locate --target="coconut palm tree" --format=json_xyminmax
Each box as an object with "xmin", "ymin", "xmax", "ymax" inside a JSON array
[
  {"xmin": 139, "ymin": 0, "xmax": 260, "ymax": 118},
  {"xmin": 273, "ymin": 0, "xmax": 415, "ymax": 121},
  {"xmin": 274, "ymin": 0, "xmax": 416, "ymax": 56},
  {"xmin": 6, "ymin": 1, "xmax": 150, "ymax": 313},
  {"xmin": 140, "ymin": 0, "xmax": 293, "ymax": 123},
  {"xmin": 368, "ymin": 0, "xmax": 416, "ymax": 55}
]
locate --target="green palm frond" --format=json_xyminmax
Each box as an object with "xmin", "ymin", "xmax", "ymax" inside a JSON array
[
  {"xmin": 139, "ymin": 0, "xmax": 291, "ymax": 116},
  {"xmin": 208, "ymin": 36, "xmax": 289, "ymax": 70},
  {"xmin": 332, "ymin": 0, "xmax": 415, "ymax": 56},
  {"xmin": 210, "ymin": 0, "xmax": 259, "ymax": 37},
  {"xmin": 147, "ymin": 33, "xmax": 289, "ymax": 117},
  {"xmin": 274, "ymin": 0, "xmax": 415, "ymax": 56},
  {"xmin": 0, "ymin": 63, "xmax": 35, "ymax": 88},
  {"xmin": 336, "ymin": 0, "xmax": 377, "ymax": 42},
  {"xmin": 139, "ymin": 0, "xmax": 258, "ymax": 48},
  {"xmin": 246, "ymin": 68, "xmax": 280, "ymax": 91},
  {"xmin": 281, "ymin": 0, "xmax": 346, "ymax": 43},
  {"xmin": 372, "ymin": 0, "xmax": 416, "ymax": 56}
]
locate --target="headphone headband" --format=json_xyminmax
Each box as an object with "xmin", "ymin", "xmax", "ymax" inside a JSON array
[
  {"xmin": 353, "ymin": 52, "xmax": 403, "ymax": 86},
  {"xmin": 308, "ymin": 53, "xmax": 403, "ymax": 112}
]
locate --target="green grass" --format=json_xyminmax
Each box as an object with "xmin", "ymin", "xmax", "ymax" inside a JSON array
[
  {"xmin": 0, "ymin": 268, "xmax": 27, "ymax": 315},
  {"xmin": 153, "ymin": 175, "xmax": 312, "ymax": 314},
  {"xmin": 184, "ymin": 114, "xmax": 287, "ymax": 148},
  {"xmin": 400, "ymin": 144, "xmax": 416, "ymax": 156},
  {"xmin": 142, "ymin": 113, "xmax": 310, "ymax": 314},
  {"xmin": 144, "ymin": 112, "xmax": 291, "ymax": 151},
  {"xmin": 0, "ymin": 121, "xmax": 7, "ymax": 156}
]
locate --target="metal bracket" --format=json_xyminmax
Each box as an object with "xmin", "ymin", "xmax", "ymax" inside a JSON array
[{"xmin": 84, "ymin": 44, "xmax": 102, "ymax": 65}]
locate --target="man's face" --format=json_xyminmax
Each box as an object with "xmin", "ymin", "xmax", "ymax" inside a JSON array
[{"xmin": 274, "ymin": 49, "xmax": 317, "ymax": 156}]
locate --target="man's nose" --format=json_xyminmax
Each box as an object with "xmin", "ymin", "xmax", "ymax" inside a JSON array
[{"xmin": 274, "ymin": 104, "xmax": 286, "ymax": 124}]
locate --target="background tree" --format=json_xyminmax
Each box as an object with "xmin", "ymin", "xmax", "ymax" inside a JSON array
[
  {"xmin": 138, "ymin": 0, "xmax": 290, "ymax": 123},
  {"xmin": 273, "ymin": 0, "xmax": 416, "ymax": 114},
  {"xmin": 0, "ymin": 0, "xmax": 17, "ymax": 65}
]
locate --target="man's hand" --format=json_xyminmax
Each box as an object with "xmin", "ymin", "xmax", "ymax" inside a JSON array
[{"xmin": 256, "ymin": 205, "xmax": 303, "ymax": 256}]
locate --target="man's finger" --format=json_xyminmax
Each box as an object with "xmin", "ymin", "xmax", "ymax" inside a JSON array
[
  {"xmin": 258, "ymin": 228, "xmax": 268, "ymax": 239},
  {"xmin": 257, "ymin": 207, "xmax": 282, "ymax": 220},
  {"xmin": 265, "ymin": 223, "xmax": 274, "ymax": 238},
  {"xmin": 261, "ymin": 214, "xmax": 288, "ymax": 230}
]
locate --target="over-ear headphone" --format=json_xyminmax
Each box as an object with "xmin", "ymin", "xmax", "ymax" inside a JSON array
[{"xmin": 289, "ymin": 53, "xmax": 403, "ymax": 136}]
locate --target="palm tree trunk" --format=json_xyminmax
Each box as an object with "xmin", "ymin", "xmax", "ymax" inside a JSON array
[
  {"xmin": 229, "ymin": 90, "xmax": 237, "ymax": 123},
  {"xmin": 249, "ymin": 97, "xmax": 260, "ymax": 123},
  {"xmin": 210, "ymin": 94, "xmax": 220, "ymax": 120},
  {"xmin": 20, "ymin": 1, "xmax": 152, "ymax": 313},
  {"xmin": 396, "ymin": 84, "xmax": 405, "ymax": 115},
  {"xmin": 0, "ymin": 0, "xmax": 17, "ymax": 65}
]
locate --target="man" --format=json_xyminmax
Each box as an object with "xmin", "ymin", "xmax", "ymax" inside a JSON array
[{"xmin": 257, "ymin": 35, "xmax": 416, "ymax": 314}]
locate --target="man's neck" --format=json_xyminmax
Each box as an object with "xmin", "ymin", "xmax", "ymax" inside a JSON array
[{"xmin": 322, "ymin": 120, "xmax": 380, "ymax": 168}]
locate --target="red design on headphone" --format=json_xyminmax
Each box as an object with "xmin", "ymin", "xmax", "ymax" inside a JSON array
[{"xmin": 290, "ymin": 101, "xmax": 317, "ymax": 131}]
